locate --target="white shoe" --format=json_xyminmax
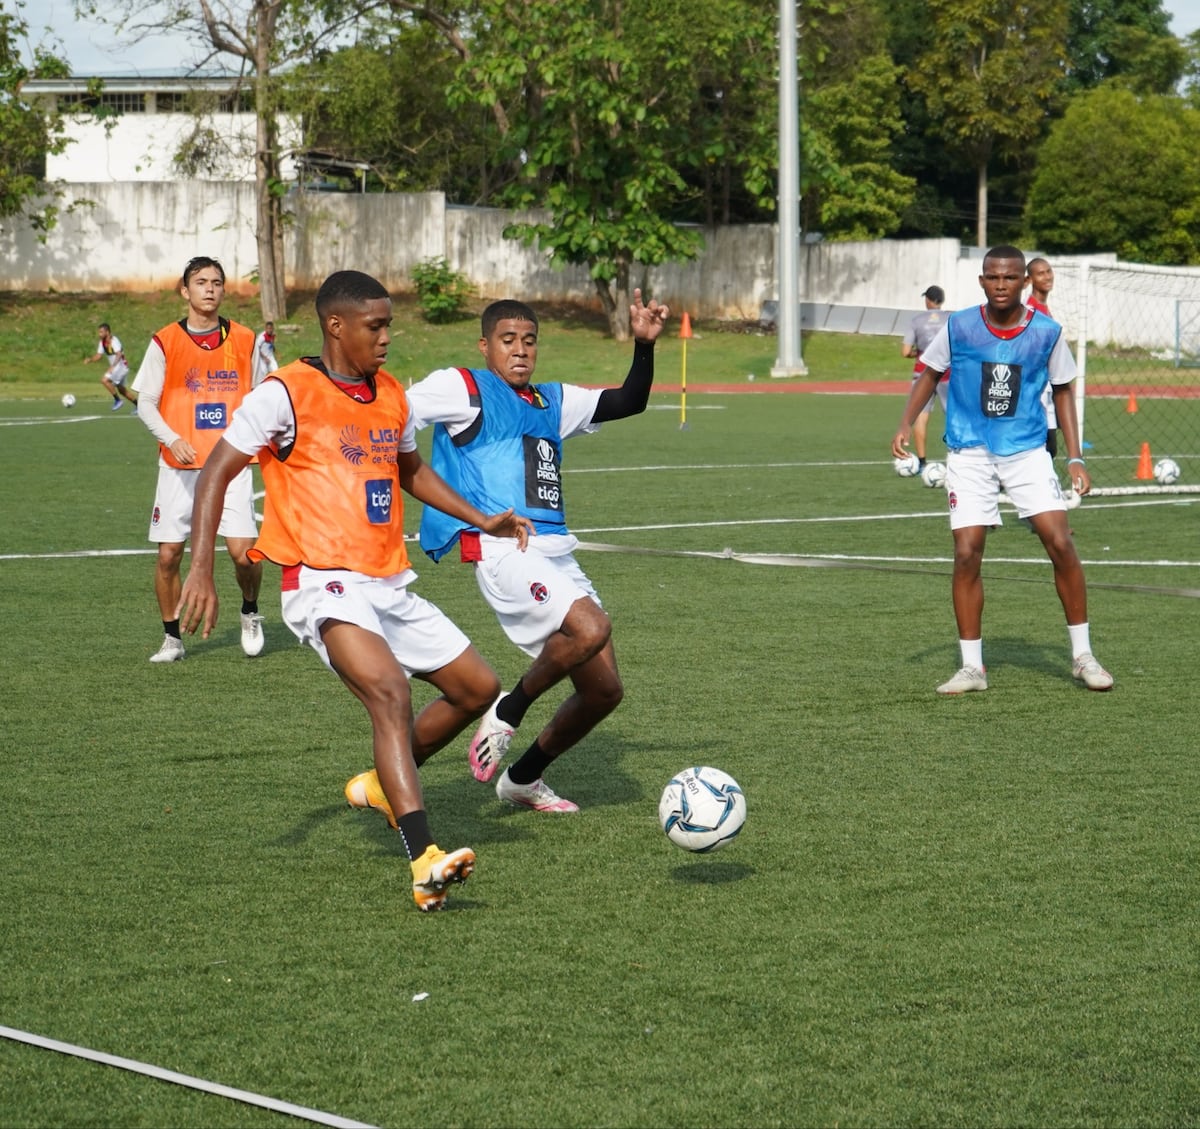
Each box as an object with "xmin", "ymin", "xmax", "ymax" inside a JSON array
[
  {"xmin": 495, "ymin": 769, "xmax": 579, "ymax": 813},
  {"xmin": 240, "ymin": 612, "xmax": 265, "ymax": 657},
  {"xmin": 468, "ymin": 694, "xmax": 515, "ymax": 782},
  {"xmin": 936, "ymin": 664, "xmax": 987, "ymax": 695},
  {"xmin": 1072, "ymin": 653, "xmax": 1113, "ymax": 691},
  {"xmin": 149, "ymin": 635, "xmax": 185, "ymax": 663}
]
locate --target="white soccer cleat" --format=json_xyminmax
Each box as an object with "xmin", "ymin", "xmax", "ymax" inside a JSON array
[
  {"xmin": 240, "ymin": 612, "xmax": 265, "ymax": 657},
  {"xmin": 1072, "ymin": 653, "xmax": 1114, "ymax": 691},
  {"xmin": 149, "ymin": 635, "xmax": 186, "ymax": 663},
  {"xmin": 468, "ymin": 694, "xmax": 515, "ymax": 782},
  {"xmin": 495, "ymin": 769, "xmax": 579, "ymax": 813},
  {"xmin": 936, "ymin": 664, "xmax": 987, "ymax": 695}
]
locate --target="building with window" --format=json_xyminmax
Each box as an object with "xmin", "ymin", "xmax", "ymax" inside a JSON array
[{"xmin": 21, "ymin": 70, "xmax": 299, "ymax": 183}]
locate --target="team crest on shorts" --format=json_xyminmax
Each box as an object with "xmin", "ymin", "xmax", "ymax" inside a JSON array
[
  {"xmin": 325, "ymin": 581, "xmax": 345, "ymax": 597},
  {"xmin": 151, "ymin": 505, "xmax": 161, "ymax": 526},
  {"xmin": 529, "ymin": 581, "xmax": 550, "ymax": 604},
  {"xmin": 947, "ymin": 490, "xmax": 958, "ymax": 510}
]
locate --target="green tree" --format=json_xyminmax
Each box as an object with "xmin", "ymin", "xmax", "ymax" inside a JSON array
[
  {"xmin": 909, "ymin": 0, "xmax": 1070, "ymax": 249},
  {"xmin": 438, "ymin": 0, "xmax": 706, "ymax": 339},
  {"xmin": 0, "ymin": 0, "xmax": 71, "ymax": 236},
  {"xmin": 281, "ymin": 22, "xmax": 497, "ymax": 201},
  {"xmin": 1066, "ymin": 0, "xmax": 1176, "ymax": 89},
  {"xmin": 797, "ymin": 0, "xmax": 914, "ymax": 239},
  {"xmin": 77, "ymin": 0, "xmax": 381, "ymax": 322},
  {"xmin": 1026, "ymin": 84, "xmax": 1200, "ymax": 262}
]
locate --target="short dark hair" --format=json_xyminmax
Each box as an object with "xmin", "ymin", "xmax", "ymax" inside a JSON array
[
  {"xmin": 482, "ymin": 299, "xmax": 538, "ymax": 338},
  {"xmin": 98, "ymin": 322, "xmax": 111, "ymax": 332},
  {"xmin": 315, "ymin": 271, "xmax": 390, "ymax": 321},
  {"xmin": 1025, "ymin": 257, "xmax": 1050, "ymax": 274},
  {"xmin": 983, "ymin": 245, "xmax": 1026, "ymax": 270},
  {"xmin": 182, "ymin": 256, "xmax": 225, "ymax": 286}
]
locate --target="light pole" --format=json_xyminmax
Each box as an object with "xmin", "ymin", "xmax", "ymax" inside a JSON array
[{"xmin": 771, "ymin": 0, "xmax": 807, "ymax": 377}]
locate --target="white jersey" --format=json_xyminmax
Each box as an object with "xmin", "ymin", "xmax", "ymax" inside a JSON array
[
  {"xmin": 252, "ymin": 332, "xmax": 278, "ymax": 387},
  {"xmin": 99, "ymin": 335, "xmax": 129, "ymax": 380}
]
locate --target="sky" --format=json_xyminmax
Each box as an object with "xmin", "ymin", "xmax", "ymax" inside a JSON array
[{"xmin": 26, "ymin": 0, "xmax": 1200, "ymax": 73}]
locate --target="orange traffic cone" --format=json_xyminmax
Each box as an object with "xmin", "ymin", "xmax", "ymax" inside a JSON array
[
  {"xmin": 1126, "ymin": 391, "xmax": 1138, "ymax": 414},
  {"xmin": 679, "ymin": 311, "xmax": 693, "ymax": 339},
  {"xmin": 1136, "ymin": 442, "xmax": 1154, "ymax": 480}
]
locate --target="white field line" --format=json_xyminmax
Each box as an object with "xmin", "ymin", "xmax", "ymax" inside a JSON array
[{"xmin": 0, "ymin": 1025, "xmax": 376, "ymax": 1129}]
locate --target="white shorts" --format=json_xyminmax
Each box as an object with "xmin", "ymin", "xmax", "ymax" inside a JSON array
[
  {"xmin": 473, "ymin": 540, "xmax": 600, "ymax": 658},
  {"xmin": 282, "ymin": 566, "xmax": 470, "ymax": 678},
  {"xmin": 106, "ymin": 361, "xmax": 130, "ymax": 385},
  {"xmin": 149, "ymin": 464, "xmax": 259, "ymax": 543},
  {"xmin": 946, "ymin": 446, "xmax": 1067, "ymax": 529}
]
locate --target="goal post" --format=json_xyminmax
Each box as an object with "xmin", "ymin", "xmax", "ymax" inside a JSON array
[{"xmin": 1051, "ymin": 259, "xmax": 1200, "ymax": 495}]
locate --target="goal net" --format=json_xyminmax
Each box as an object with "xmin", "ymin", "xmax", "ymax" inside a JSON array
[{"xmin": 1048, "ymin": 259, "xmax": 1200, "ymax": 495}]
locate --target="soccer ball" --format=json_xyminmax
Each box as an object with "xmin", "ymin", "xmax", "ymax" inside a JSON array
[
  {"xmin": 1153, "ymin": 458, "xmax": 1181, "ymax": 485},
  {"xmin": 893, "ymin": 453, "xmax": 921, "ymax": 477},
  {"xmin": 920, "ymin": 460, "xmax": 947, "ymax": 488},
  {"xmin": 658, "ymin": 766, "xmax": 746, "ymax": 853},
  {"xmin": 61, "ymin": 393, "xmax": 76, "ymax": 409}
]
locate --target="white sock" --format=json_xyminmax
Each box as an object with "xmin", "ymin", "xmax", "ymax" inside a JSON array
[
  {"xmin": 959, "ymin": 638, "xmax": 983, "ymax": 669},
  {"xmin": 1068, "ymin": 622, "xmax": 1092, "ymax": 659}
]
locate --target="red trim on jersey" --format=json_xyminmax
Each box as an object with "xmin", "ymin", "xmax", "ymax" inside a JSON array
[
  {"xmin": 978, "ymin": 304, "xmax": 1035, "ymax": 341},
  {"xmin": 281, "ymin": 563, "xmax": 301, "ymax": 591}
]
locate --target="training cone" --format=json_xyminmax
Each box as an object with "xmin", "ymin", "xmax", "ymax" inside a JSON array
[
  {"xmin": 1136, "ymin": 442, "xmax": 1154, "ymax": 480},
  {"xmin": 1126, "ymin": 391, "xmax": 1138, "ymax": 414},
  {"xmin": 679, "ymin": 311, "xmax": 693, "ymax": 339}
]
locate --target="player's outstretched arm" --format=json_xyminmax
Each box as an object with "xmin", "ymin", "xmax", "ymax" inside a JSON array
[
  {"xmin": 398, "ymin": 450, "xmax": 533, "ymax": 549},
  {"xmin": 177, "ymin": 439, "xmax": 253, "ymax": 638}
]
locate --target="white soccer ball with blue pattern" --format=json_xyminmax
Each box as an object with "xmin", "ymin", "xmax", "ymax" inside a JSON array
[
  {"xmin": 658, "ymin": 766, "xmax": 746, "ymax": 853},
  {"xmin": 893, "ymin": 453, "xmax": 921, "ymax": 477},
  {"xmin": 61, "ymin": 393, "xmax": 76, "ymax": 409},
  {"xmin": 920, "ymin": 460, "xmax": 947, "ymax": 488},
  {"xmin": 1153, "ymin": 457, "xmax": 1181, "ymax": 485}
]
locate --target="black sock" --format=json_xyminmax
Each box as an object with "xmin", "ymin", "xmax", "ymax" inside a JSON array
[
  {"xmin": 507, "ymin": 739, "xmax": 554, "ymax": 786},
  {"xmin": 397, "ymin": 809, "xmax": 434, "ymax": 862},
  {"xmin": 496, "ymin": 677, "xmax": 535, "ymax": 728},
  {"xmin": 163, "ymin": 619, "xmax": 181, "ymax": 640},
  {"xmin": 241, "ymin": 599, "xmax": 258, "ymax": 615}
]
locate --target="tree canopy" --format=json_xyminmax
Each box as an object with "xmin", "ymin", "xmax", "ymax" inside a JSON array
[
  {"xmin": 1026, "ymin": 84, "xmax": 1200, "ymax": 262},
  {"xmin": 0, "ymin": 0, "xmax": 71, "ymax": 236}
]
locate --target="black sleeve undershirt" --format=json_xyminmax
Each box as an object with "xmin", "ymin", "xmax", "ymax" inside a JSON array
[{"xmin": 591, "ymin": 340, "xmax": 655, "ymax": 423}]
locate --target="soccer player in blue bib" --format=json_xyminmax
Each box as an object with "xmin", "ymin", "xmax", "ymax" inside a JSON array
[
  {"xmin": 345, "ymin": 290, "xmax": 669, "ymax": 814},
  {"xmin": 891, "ymin": 245, "xmax": 1113, "ymax": 695}
]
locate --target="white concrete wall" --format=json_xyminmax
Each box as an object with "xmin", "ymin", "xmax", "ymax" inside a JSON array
[{"xmin": 2, "ymin": 181, "xmax": 1195, "ymax": 348}]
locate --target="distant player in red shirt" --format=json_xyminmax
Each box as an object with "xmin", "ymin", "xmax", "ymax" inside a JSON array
[{"xmin": 1025, "ymin": 257, "xmax": 1058, "ymax": 456}]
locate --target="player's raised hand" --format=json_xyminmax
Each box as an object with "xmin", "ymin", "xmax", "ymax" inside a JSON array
[{"xmin": 630, "ymin": 288, "xmax": 670, "ymax": 344}]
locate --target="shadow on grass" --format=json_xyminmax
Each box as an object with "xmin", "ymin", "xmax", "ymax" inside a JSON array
[{"xmin": 670, "ymin": 860, "xmax": 754, "ymax": 884}]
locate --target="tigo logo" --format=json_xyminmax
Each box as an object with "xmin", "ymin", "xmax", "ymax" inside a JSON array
[
  {"xmin": 195, "ymin": 403, "xmax": 227, "ymax": 429},
  {"xmin": 365, "ymin": 479, "xmax": 393, "ymax": 524}
]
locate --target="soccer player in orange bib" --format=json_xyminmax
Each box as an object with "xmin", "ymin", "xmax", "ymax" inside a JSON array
[{"xmin": 177, "ymin": 270, "xmax": 533, "ymax": 912}]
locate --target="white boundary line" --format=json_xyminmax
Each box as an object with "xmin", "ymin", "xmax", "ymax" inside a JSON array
[{"xmin": 0, "ymin": 1024, "xmax": 376, "ymax": 1128}]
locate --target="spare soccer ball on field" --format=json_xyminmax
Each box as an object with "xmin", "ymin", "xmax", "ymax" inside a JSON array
[
  {"xmin": 658, "ymin": 766, "xmax": 746, "ymax": 853},
  {"xmin": 920, "ymin": 460, "xmax": 947, "ymax": 488},
  {"xmin": 1153, "ymin": 457, "xmax": 1181, "ymax": 485},
  {"xmin": 61, "ymin": 393, "xmax": 76, "ymax": 409},
  {"xmin": 893, "ymin": 453, "xmax": 921, "ymax": 477}
]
